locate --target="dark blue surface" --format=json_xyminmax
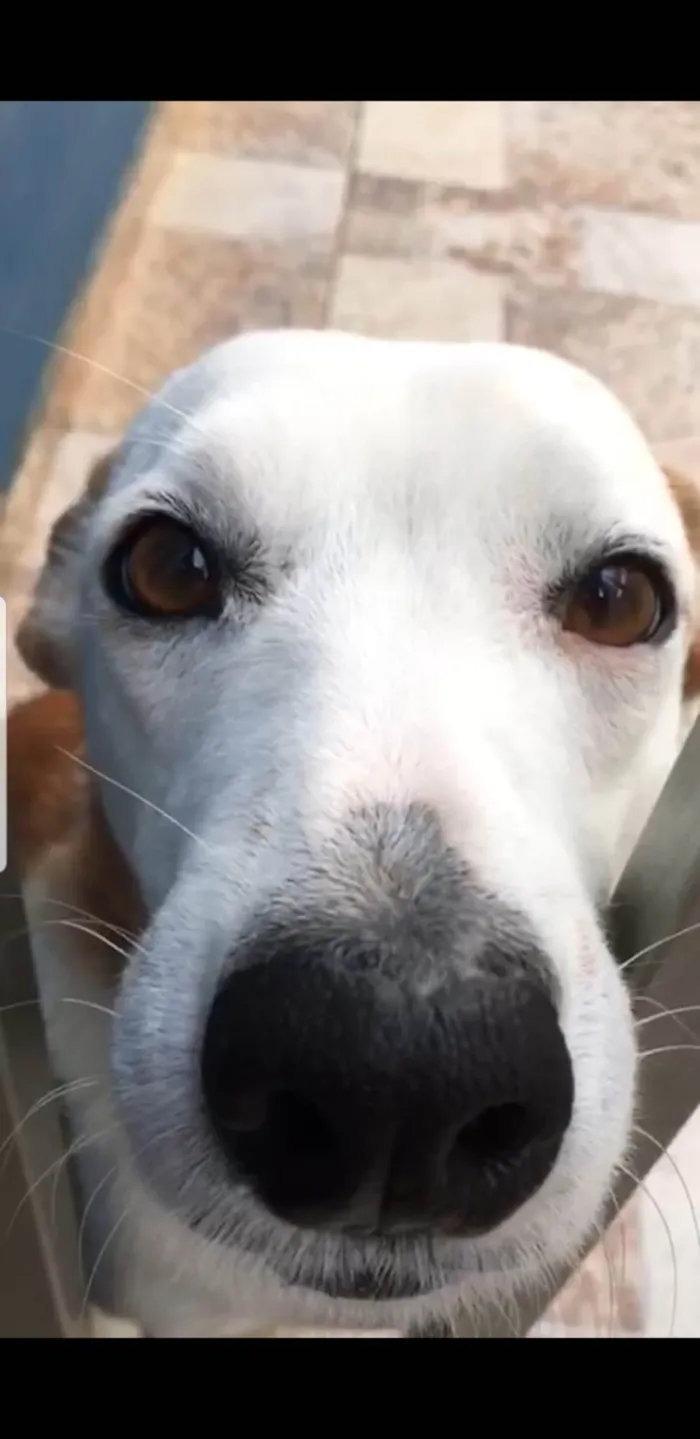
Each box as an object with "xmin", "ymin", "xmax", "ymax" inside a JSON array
[{"xmin": 0, "ymin": 101, "xmax": 152, "ymax": 490}]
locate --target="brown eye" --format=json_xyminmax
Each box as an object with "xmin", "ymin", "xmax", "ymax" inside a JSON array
[
  {"xmin": 561, "ymin": 559, "xmax": 672, "ymax": 647},
  {"xmin": 106, "ymin": 517, "xmax": 222, "ymax": 619}
]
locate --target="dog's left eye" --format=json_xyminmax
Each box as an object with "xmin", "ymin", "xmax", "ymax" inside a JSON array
[
  {"xmin": 561, "ymin": 556, "xmax": 674, "ymax": 648},
  {"xmin": 105, "ymin": 517, "xmax": 222, "ymax": 620}
]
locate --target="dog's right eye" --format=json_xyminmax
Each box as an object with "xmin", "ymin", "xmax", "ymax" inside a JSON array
[{"xmin": 104, "ymin": 517, "xmax": 223, "ymax": 620}]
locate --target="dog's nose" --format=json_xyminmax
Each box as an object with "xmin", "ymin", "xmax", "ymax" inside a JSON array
[{"xmin": 201, "ymin": 958, "xmax": 574, "ymax": 1236}]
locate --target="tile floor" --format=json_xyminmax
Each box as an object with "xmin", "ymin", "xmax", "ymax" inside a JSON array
[{"xmin": 2, "ymin": 100, "xmax": 700, "ymax": 1337}]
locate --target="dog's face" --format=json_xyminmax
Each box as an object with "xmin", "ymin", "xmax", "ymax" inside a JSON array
[{"xmin": 19, "ymin": 331, "xmax": 700, "ymax": 1329}]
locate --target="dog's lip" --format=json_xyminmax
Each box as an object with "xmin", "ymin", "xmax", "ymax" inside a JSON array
[
  {"xmin": 296, "ymin": 1268, "xmax": 435, "ymax": 1301},
  {"xmin": 291, "ymin": 1241, "xmax": 477, "ymax": 1302},
  {"xmin": 188, "ymin": 1211, "xmax": 462, "ymax": 1299}
]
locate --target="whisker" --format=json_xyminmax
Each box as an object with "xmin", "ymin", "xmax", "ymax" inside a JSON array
[
  {"xmin": 635, "ymin": 994, "xmax": 674, "ymax": 1015},
  {"xmin": 605, "ymin": 1196, "xmax": 628, "ymax": 1333},
  {"xmin": 0, "ymin": 912, "xmax": 140, "ymax": 966},
  {"xmin": 57, "ymin": 749, "xmax": 216, "ymax": 853},
  {"xmin": 636, "ymin": 1003, "xmax": 700, "ymax": 1032},
  {"xmin": 0, "ymin": 891, "xmax": 141, "ymax": 945},
  {"xmin": 0, "ymin": 915, "xmax": 141, "ymax": 975},
  {"xmin": 632, "ymin": 1123, "xmax": 700, "ymax": 1253},
  {"xmin": 50, "ymin": 1115, "xmax": 116, "ymax": 1233},
  {"xmin": 0, "ymin": 327, "xmax": 210, "ymax": 442},
  {"xmin": 78, "ymin": 1125, "xmax": 177, "ymax": 1323},
  {"xmin": 585, "ymin": 1216, "xmax": 619, "ymax": 1339},
  {"xmin": 619, "ymin": 918, "xmax": 700, "ymax": 973},
  {"xmin": 7, "ymin": 1122, "xmax": 113, "ymax": 1237},
  {"xmin": 77, "ymin": 1157, "xmax": 123, "ymax": 1286},
  {"xmin": 631, "ymin": 995, "xmax": 700, "ymax": 1044},
  {"xmin": 618, "ymin": 1162, "xmax": 678, "ymax": 1338},
  {"xmin": 491, "ymin": 1296, "xmax": 521, "ymax": 1339},
  {"xmin": 640, "ymin": 1043, "xmax": 700, "ymax": 1060},
  {"xmin": 0, "ymin": 996, "xmax": 55, "ymax": 1018},
  {"xmin": 81, "ymin": 1204, "xmax": 132, "ymax": 1322},
  {"xmin": 0, "ymin": 996, "xmax": 116, "ymax": 1020},
  {"xmin": 601, "ymin": 1231, "xmax": 618, "ymax": 1339},
  {"xmin": 50, "ymin": 918, "xmax": 138, "ymax": 966},
  {"xmin": 0, "ymin": 1077, "xmax": 98, "ymax": 1170},
  {"xmin": 61, "ymin": 996, "xmax": 118, "ymax": 1020}
]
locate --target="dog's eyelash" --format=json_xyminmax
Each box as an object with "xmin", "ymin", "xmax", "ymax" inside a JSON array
[
  {"xmin": 166, "ymin": 507, "xmax": 270, "ymax": 599},
  {"xmin": 549, "ymin": 533, "xmax": 677, "ymax": 596},
  {"xmin": 102, "ymin": 509, "xmax": 271, "ymax": 613}
]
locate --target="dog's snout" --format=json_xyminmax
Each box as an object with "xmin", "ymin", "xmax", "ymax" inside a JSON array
[{"xmin": 201, "ymin": 951, "xmax": 574, "ymax": 1238}]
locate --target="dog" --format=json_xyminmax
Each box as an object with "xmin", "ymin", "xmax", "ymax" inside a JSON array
[{"xmin": 8, "ymin": 329, "xmax": 700, "ymax": 1338}]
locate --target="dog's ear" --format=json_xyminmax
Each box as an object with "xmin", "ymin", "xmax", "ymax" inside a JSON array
[
  {"xmin": 16, "ymin": 448, "xmax": 115, "ymax": 689},
  {"xmin": 654, "ymin": 438, "xmax": 700, "ymax": 699}
]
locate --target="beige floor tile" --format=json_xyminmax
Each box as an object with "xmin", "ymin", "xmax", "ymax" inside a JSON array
[
  {"xmin": 357, "ymin": 102, "xmax": 505, "ymax": 189},
  {"xmin": 638, "ymin": 1105, "xmax": 700, "ymax": 1337},
  {"xmin": 51, "ymin": 228, "xmax": 332, "ymax": 434},
  {"xmin": 579, "ymin": 208, "xmax": 700, "ymax": 308},
  {"xmin": 33, "ymin": 429, "xmax": 116, "ymax": 533},
  {"xmin": 344, "ymin": 174, "xmax": 426, "ymax": 256},
  {"xmin": 42, "ymin": 105, "xmax": 177, "ymax": 432},
  {"xmin": 163, "ymin": 101, "xmax": 360, "ymax": 168},
  {"xmin": 530, "ymin": 1321, "xmax": 641, "ymax": 1339},
  {"xmin": 654, "ymin": 434, "xmax": 700, "ymax": 473},
  {"xmin": 423, "ymin": 196, "xmax": 578, "ymax": 286},
  {"xmin": 507, "ymin": 101, "xmax": 700, "ymax": 220},
  {"xmin": 536, "ymin": 1200, "xmax": 643, "ymax": 1335},
  {"xmin": 506, "ymin": 284, "xmax": 700, "ymax": 443},
  {"xmin": 152, "ymin": 153, "xmax": 347, "ymax": 244},
  {"xmin": 0, "ymin": 424, "xmax": 62, "ymax": 591},
  {"xmin": 331, "ymin": 254, "xmax": 504, "ymax": 342},
  {"xmin": 345, "ymin": 173, "xmax": 580, "ymax": 287}
]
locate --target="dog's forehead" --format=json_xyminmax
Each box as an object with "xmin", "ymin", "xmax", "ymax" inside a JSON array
[{"xmin": 116, "ymin": 332, "xmax": 682, "ymax": 554}]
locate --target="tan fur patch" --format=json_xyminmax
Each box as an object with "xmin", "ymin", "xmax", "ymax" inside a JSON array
[
  {"xmin": 8, "ymin": 690, "xmax": 145, "ymax": 944},
  {"xmin": 9, "ymin": 691, "xmax": 87, "ymax": 876},
  {"xmin": 663, "ymin": 465, "xmax": 700, "ymax": 697}
]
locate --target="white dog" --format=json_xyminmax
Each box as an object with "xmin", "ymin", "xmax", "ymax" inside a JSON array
[{"xmin": 9, "ymin": 331, "xmax": 700, "ymax": 1338}]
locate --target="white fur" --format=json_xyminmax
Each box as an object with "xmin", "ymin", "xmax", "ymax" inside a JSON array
[{"xmin": 23, "ymin": 332, "xmax": 700, "ymax": 1336}]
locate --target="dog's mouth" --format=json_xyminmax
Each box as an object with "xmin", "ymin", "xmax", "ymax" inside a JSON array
[
  {"xmin": 297, "ymin": 1267, "xmax": 431, "ymax": 1301},
  {"xmin": 274, "ymin": 1230, "xmax": 491, "ymax": 1303},
  {"xmin": 188, "ymin": 1201, "xmax": 476, "ymax": 1301}
]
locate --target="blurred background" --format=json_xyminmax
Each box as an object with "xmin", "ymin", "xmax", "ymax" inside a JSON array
[{"xmin": 1, "ymin": 99, "xmax": 700, "ymax": 1337}]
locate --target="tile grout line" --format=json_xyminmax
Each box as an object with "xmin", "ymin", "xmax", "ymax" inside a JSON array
[{"xmin": 322, "ymin": 103, "xmax": 365, "ymax": 329}]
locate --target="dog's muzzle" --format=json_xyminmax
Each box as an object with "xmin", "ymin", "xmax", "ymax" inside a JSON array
[{"xmin": 201, "ymin": 934, "xmax": 574, "ymax": 1241}]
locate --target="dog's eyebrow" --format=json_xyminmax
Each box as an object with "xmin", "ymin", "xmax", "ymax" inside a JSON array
[{"xmin": 113, "ymin": 485, "xmax": 266, "ymax": 560}]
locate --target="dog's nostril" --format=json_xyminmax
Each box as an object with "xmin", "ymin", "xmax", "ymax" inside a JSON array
[
  {"xmin": 266, "ymin": 1091, "xmax": 337, "ymax": 1164},
  {"xmin": 454, "ymin": 1102, "xmax": 531, "ymax": 1164},
  {"xmin": 203, "ymin": 960, "xmax": 574, "ymax": 1236},
  {"xmin": 224, "ymin": 1087, "xmax": 338, "ymax": 1164},
  {"xmin": 223, "ymin": 1089, "xmax": 269, "ymax": 1134}
]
